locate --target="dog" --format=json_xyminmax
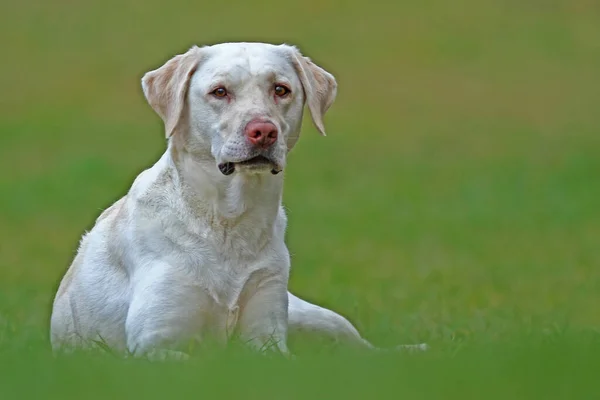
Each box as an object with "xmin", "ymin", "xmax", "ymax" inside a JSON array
[{"xmin": 50, "ymin": 42, "xmax": 425, "ymax": 359}]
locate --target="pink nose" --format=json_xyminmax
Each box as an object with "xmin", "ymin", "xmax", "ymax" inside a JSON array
[{"xmin": 245, "ymin": 120, "xmax": 278, "ymax": 148}]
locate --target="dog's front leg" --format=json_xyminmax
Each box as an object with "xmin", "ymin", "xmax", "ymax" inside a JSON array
[
  {"xmin": 125, "ymin": 268, "xmax": 210, "ymax": 360},
  {"xmin": 237, "ymin": 278, "xmax": 290, "ymax": 356}
]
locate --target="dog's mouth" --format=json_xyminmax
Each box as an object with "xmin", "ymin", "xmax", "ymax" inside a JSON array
[{"xmin": 218, "ymin": 156, "xmax": 281, "ymax": 176}]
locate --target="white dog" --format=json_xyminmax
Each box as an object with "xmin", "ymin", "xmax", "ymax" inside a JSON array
[{"xmin": 50, "ymin": 42, "xmax": 424, "ymax": 359}]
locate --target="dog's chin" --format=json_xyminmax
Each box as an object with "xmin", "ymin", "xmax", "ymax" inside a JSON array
[{"xmin": 218, "ymin": 156, "xmax": 282, "ymax": 176}]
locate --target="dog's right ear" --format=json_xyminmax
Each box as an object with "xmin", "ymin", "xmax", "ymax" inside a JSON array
[{"xmin": 141, "ymin": 46, "xmax": 203, "ymax": 138}]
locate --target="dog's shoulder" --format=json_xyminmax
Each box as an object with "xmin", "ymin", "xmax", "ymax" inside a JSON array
[
  {"xmin": 91, "ymin": 153, "xmax": 174, "ymax": 227},
  {"xmin": 95, "ymin": 196, "xmax": 127, "ymax": 225},
  {"xmin": 128, "ymin": 155, "xmax": 177, "ymax": 209}
]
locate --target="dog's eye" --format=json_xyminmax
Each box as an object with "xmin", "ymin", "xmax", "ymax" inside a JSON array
[
  {"xmin": 274, "ymin": 85, "xmax": 290, "ymax": 97},
  {"xmin": 211, "ymin": 87, "xmax": 228, "ymax": 98}
]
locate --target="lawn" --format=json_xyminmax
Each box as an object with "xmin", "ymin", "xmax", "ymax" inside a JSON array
[{"xmin": 1, "ymin": 0, "xmax": 599, "ymax": 398}]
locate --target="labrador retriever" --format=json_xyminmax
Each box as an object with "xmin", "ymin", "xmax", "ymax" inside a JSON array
[{"xmin": 50, "ymin": 42, "xmax": 425, "ymax": 359}]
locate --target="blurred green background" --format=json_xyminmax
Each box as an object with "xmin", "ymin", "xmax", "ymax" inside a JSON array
[{"xmin": 1, "ymin": 0, "xmax": 599, "ymax": 398}]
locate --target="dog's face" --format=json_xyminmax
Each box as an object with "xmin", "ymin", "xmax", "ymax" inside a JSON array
[{"xmin": 141, "ymin": 43, "xmax": 337, "ymax": 175}]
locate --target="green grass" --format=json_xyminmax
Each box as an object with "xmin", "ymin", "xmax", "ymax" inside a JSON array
[{"xmin": 1, "ymin": 0, "xmax": 600, "ymax": 398}]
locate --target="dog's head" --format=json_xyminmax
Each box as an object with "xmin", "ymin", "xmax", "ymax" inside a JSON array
[{"xmin": 141, "ymin": 42, "xmax": 337, "ymax": 176}]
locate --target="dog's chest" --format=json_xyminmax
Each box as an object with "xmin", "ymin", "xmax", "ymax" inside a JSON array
[{"xmin": 159, "ymin": 216, "xmax": 288, "ymax": 310}]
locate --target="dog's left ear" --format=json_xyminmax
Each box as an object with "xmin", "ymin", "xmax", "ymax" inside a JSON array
[
  {"xmin": 141, "ymin": 46, "xmax": 203, "ymax": 138},
  {"xmin": 288, "ymin": 47, "xmax": 338, "ymax": 136}
]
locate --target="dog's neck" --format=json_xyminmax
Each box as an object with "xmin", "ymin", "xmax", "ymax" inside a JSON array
[{"xmin": 166, "ymin": 144, "xmax": 284, "ymax": 226}]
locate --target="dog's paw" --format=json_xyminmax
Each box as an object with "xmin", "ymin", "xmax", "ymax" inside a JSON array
[
  {"xmin": 394, "ymin": 343, "xmax": 428, "ymax": 353},
  {"xmin": 145, "ymin": 348, "xmax": 191, "ymax": 362}
]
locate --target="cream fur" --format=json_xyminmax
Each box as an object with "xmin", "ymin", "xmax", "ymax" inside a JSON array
[{"xmin": 50, "ymin": 42, "xmax": 425, "ymax": 358}]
